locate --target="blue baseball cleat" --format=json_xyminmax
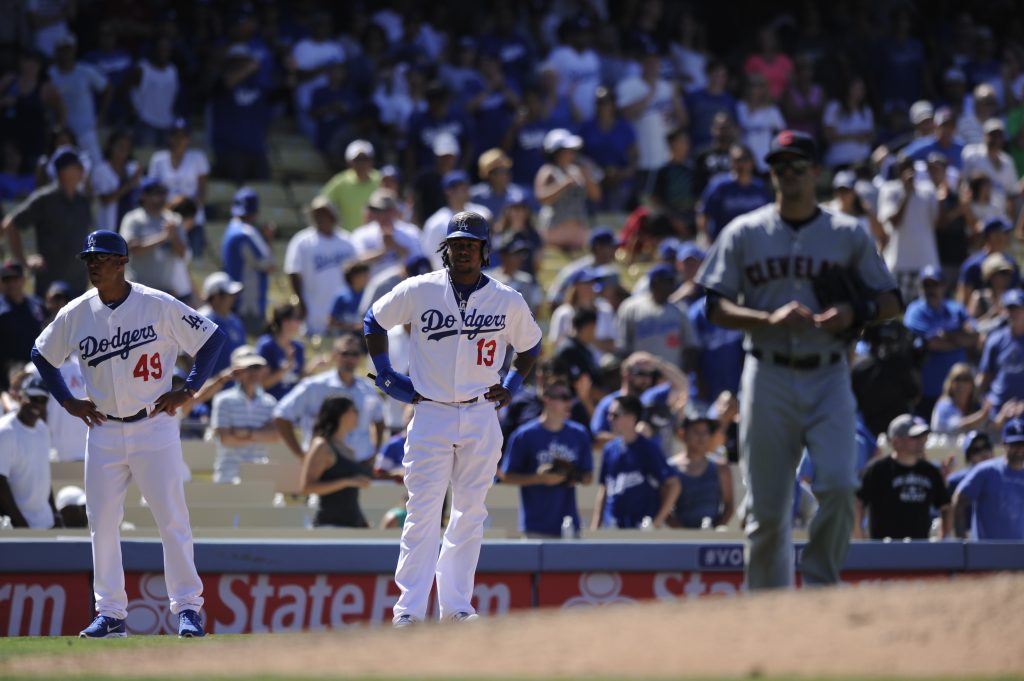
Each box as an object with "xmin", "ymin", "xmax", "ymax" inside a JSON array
[
  {"xmin": 79, "ymin": 614, "xmax": 127, "ymax": 638},
  {"xmin": 177, "ymin": 609, "xmax": 205, "ymax": 638}
]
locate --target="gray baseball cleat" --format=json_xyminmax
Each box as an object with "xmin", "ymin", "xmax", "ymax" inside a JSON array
[
  {"xmin": 393, "ymin": 614, "xmax": 418, "ymax": 629},
  {"xmin": 451, "ymin": 612, "xmax": 479, "ymax": 623}
]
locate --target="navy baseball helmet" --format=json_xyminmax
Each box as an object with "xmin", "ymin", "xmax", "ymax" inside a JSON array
[
  {"xmin": 78, "ymin": 230, "xmax": 128, "ymax": 260},
  {"xmin": 446, "ymin": 211, "xmax": 489, "ymax": 243}
]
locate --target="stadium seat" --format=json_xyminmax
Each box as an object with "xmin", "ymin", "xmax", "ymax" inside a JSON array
[
  {"xmin": 238, "ymin": 461, "xmax": 303, "ymax": 495},
  {"xmin": 124, "ymin": 504, "xmax": 311, "ymax": 529},
  {"xmin": 288, "ymin": 181, "xmax": 324, "ymax": 209},
  {"xmin": 135, "ymin": 480, "xmax": 276, "ymax": 507}
]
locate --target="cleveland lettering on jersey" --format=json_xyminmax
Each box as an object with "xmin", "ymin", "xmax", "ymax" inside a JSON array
[
  {"xmin": 79, "ymin": 325, "xmax": 158, "ymax": 367},
  {"xmin": 421, "ymin": 308, "xmax": 507, "ymax": 341},
  {"xmin": 744, "ymin": 257, "xmax": 837, "ymax": 287}
]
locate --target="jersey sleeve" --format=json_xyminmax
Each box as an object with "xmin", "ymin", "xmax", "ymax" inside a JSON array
[
  {"xmin": 271, "ymin": 380, "xmax": 307, "ymax": 421},
  {"xmin": 163, "ymin": 295, "xmax": 218, "ymax": 356},
  {"xmin": 979, "ymin": 332, "xmax": 1000, "ymax": 375},
  {"xmin": 370, "ymin": 278, "xmax": 417, "ymax": 330},
  {"xmin": 33, "ymin": 308, "xmax": 73, "ymax": 368},
  {"xmin": 850, "ymin": 220, "xmax": 898, "ymax": 293},
  {"xmin": 695, "ymin": 222, "xmax": 743, "ymax": 301},
  {"xmin": 507, "ymin": 291, "xmax": 543, "ymax": 352}
]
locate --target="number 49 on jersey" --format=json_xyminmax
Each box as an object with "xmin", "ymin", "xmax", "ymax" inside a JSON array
[{"xmin": 133, "ymin": 353, "xmax": 163, "ymax": 381}]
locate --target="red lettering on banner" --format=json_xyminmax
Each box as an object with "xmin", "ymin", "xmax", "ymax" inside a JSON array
[
  {"xmin": 124, "ymin": 572, "xmax": 531, "ymax": 634},
  {"xmin": 0, "ymin": 574, "xmax": 91, "ymax": 636}
]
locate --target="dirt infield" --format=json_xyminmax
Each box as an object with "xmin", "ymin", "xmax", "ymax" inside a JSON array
[{"xmin": 5, "ymin": 573, "xmax": 1024, "ymax": 679}]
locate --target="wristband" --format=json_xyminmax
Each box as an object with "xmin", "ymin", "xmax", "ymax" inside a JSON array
[
  {"xmin": 502, "ymin": 368, "xmax": 525, "ymax": 396},
  {"xmin": 370, "ymin": 352, "xmax": 393, "ymax": 374}
]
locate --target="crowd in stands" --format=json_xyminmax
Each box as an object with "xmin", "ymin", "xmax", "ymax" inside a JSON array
[{"xmin": 1, "ymin": 1, "xmax": 1023, "ymax": 541}]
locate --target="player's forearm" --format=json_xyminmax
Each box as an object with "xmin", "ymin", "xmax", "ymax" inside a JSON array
[
  {"xmin": 500, "ymin": 471, "xmax": 547, "ymax": 486},
  {"xmin": 707, "ymin": 296, "xmax": 771, "ymax": 331},
  {"xmin": 4, "ymin": 220, "xmax": 26, "ymax": 263},
  {"xmin": 590, "ymin": 488, "xmax": 606, "ymax": 529}
]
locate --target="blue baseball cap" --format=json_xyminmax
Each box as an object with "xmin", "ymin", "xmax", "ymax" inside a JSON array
[
  {"xmin": 445, "ymin": 211, "xmax": 489, "ymax": 242},
  {"xmin": 404, "ymin": 255, "xmax": 432, "ymax": 277},
  {"xmin": 51, "ymin": 145, "xmax": 82, "ymax": 172},
  {"xmin": 1003, "ymin": 289, "xmax": 1024, "ymax": 308},
  {"xmin": 1003, "ymin": 417, "xmax": 1024, "ymax": 444},
  {"xmin": 231, "ymin": 187, "xmax": 259, "ymax": 217},
  {"xmin": 648, "ymin": 263, "xmax": 677, "ymax": 282},
  {"xmin": 676, "ymin": 242, "xmax": 706, "ymax": 262},
  {"xmin": 963, "ymin": 430, "xmax": 993, "ymax": 456},
  {"xmin": 443, "ymin": 170, "xmax": 470, "ymax": 190},
  {"xmin": 78, "ymin": 230, "xmax": 128, "ymax": 259},
  {"xmin": 170, "ymin": 117, "xmax": 189, "ymax": 132},
  {"xmin": 920, "ymin": 265, "xmax": 944, "ymax": 283},
  {"xmin": 658, "ymin": 238, "xmax": 681, "ymax": 261},
  {"xmin": 139, "ymin": 177, "xmax": 167, "ymax": 194},
  {"xmin": 589, "ymin": 227, "xmax": 616, "ymax": 247},
  {"xmin": 983, "ymin": 217, "xmax": 1012, "ymax": 236},
  {"xmin": 567, "ymin": 267, "xmax": 600, "ymax": 286}
]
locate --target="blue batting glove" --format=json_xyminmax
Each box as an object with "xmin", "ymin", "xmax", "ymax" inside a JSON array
[{"xmin": 375, "ymin": 368, "xmax": 417, "ymax": 404}]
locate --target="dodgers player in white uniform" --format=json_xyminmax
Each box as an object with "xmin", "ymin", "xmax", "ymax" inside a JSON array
[
  {"xmin": 31, "ymin": 230, "xmax": 225, "ymax": 637},
  {"xmin": 365, "ymin": 212, "xmax": 542, "ymax": 626},
  {"xmin": 696, "ymin": 131, "xmax": 900, "ymax": 590}
]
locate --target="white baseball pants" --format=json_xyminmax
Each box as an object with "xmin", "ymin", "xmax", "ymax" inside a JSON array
[
  {"xmin": 393, "ymin": 399, "xmax": 502, "ymax": 622},
  {"xmin": 84, "ymin": 413, "xmax": 203, "ymax": 620}
]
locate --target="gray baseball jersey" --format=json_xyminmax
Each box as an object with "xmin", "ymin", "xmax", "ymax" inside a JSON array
[{"xmin": 696, "ymin": 204, "xmax": 896, "ymax": 352}]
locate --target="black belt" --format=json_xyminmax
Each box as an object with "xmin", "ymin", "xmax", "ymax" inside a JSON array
[
  {"xmin": 105, "ymin": 408, "xmax": 148, "ymax": 423},
  {"xmin": 415, "ymin": 396, "xmax": 479, "ymax": 405},
  {"xmin": 751, "ymin": 349, "xmax": 841, "ymax": 370}
]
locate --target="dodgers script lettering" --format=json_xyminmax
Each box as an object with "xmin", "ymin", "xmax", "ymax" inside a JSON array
[
  {"xmin": 420, "ymin": 308, "xmax": 507, "ymax": 341},
  {"xmin": 79, "ymin": 325, "xmax": 158, "ymax": 367}
]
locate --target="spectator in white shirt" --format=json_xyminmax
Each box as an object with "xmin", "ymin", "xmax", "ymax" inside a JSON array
[
  {"xmin": 210, "ymin": 346, "xmax": 279, "ymax": 484},
  {"xmin": 0, "ymin": 375, "xmax": 57, "ymax": 528},
  {"xmin": 878, "ymin": 154, "xmax": 940, "ymax": 302},
  {"xmin": 129, "ymin": 37, "xmax": 179, "ymax": 145},
  {"xmin": 350, "ymin": 189, "xmax": 423, "ymax": 277},
  {"xmin": 290, "ymin": 14, "xmax": 345, "ymax": 140},
  {"xmin": 148, "ymin": 119, "xmax": 210, "ymax": 258},
  {"xmin": 962, "ymin": 118, "xmax": 1019, "ymax": 217}
]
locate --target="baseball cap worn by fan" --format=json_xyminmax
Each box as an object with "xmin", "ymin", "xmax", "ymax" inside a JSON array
[
  {"xmin": 345, "ymin": 139, "xmax": 374, "ymax": 163},
  {"xmin": 443, "ymin": 170, "xmax": 470, "ymax": 190},
  {"xmin": 51, "ymin": 145, "xmax": 82, "ymax": 172},
  {"xmin": 909, "ymin": 100, "xmax": 935, "ymax": 126},
  {"xmin": 983, "ymin": 216, "xmax": 1012, "ymax": 237},
  {"xmin": 55, "ymin": 485, "xmax": 86, "ymax": 511},
  {"xmin": 981, "ymin": 253, "xmax": 1014, "ymax": 282},
  {"xmin": 21, "ymin": 375, "xmax": 50, "ymax": 399},
  {"xmin": 648, "ymin": 263, "xmax": 676, "ymax": 282},
  {"xmin": 230, "ymin": 345, "xmax": 267, "ymax": 370},
  {"xmin": 78, "ymin": 230, "xmax": 128, "ymax": 259},
  {"xmin": 919, "ymin": 264, "xmax": 944, "ymax": 283},
  {"xmin": 543, "ymin": 128, "xmax": 583, "ymax": 154},
  {"xmin": 367, "ymin": 188, "xmax": 398, "ymax": 212},
  {"xmin": 1002, "ymin": 289, "xmax": 1024, "ymax": 309},
  {"xmin": 432, "ymin": 132, "xmax": 460, "ymax": 158},
  {"xmin": 139, "ymin": 177, "xmax": 167, "ymax": 194},
  {"xmin": 589, "ymin": 227, "xmax": 616, "ymax": 247},
  {"xmin": 404, "ymin": 255, "xmax": 432, "ymax": 277},
  {"xmin": 963, "ymin": 430, "xmax": 992, "ymax": 456},
  {"xmin": 0, "ymin": 260, "xmax": 24, "ymax": 279},
  {"xmin": 231, "ymin": 187, "xmax": 259, "ymax": 217},
  {"xmin": 832, "ymin": 170, "xmax": 856, "ymax": 190},
  {"xmin": 764, "ymin": 130, "xmax": 817, "ymax": 164},
  {"xmin": 1003, "ymin": 417, "xmax": 1024, "ymax": 444},
  {"xmin": 676, "ymin": 242, "xmax": 705, "ymax": 262},
  {"xmin": 203, "ymin": 271, "xmax": 243, "ymax": 299},
  {"xmin": 887, "ymin": 414, "xmax": 930, "ymax": 440}
]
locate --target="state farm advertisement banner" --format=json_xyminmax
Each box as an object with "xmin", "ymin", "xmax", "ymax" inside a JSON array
[
  {"xmin": 0, "ymin": 573, "xmax": 92, "ymax": 636},
  {"xmin": 537, "ymin": 570, "xmax": 952, "ymax": 608},
  {"xmin": 122, "ymin": 572, "xmax": 533, "ymax": 635}
]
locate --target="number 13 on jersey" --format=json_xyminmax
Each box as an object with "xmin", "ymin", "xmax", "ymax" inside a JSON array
[
  {"xmin": 476, "ymin": 338, "xmax": 496, "ymax": 366},
  {"xmin": 133, "ymin": 353, "xmax": 163, "ymax": 381}
]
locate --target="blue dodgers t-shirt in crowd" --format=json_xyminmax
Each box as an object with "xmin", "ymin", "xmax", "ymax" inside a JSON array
[
  {"xmin": 204, "ymin": 310, "xmax": 247, "ymax": 377},
  {"xmin": 577, "ymin": 115, "xmax": 637, "ymax": 170},
  {"xmin": 501, "ymin": 418, "xmax": 593, "ymax": 535},
  {"xmin": 255, "ymin": 334, "xmax": 305, "ymax": 401},
  {"xmin": 685, "ymin": 89, "xmax": 739, "ymax": 148},
  {"xmin": 599, "ymin": 434, "xmax": 672, "ymax": 528},
  {"xmin": 590, "ymin": 389, "xmax": 625, "ymax": 435},
  {"xmin": 698, "ymin": 175, "xmax": 774, "ymax": 241},
  {"xmin": 979, "ymin": 325, "xmax": 1024, "ymax": 412},
  {"xmin": 954, "ymin": 457, "xmax": 1024, "ymax": 539},
  {"xmin": 904, "ymin": 297, "xmax": 972, "ymax": 399},
  {"xmin": 404, "ymin": 109, "xmax": 473, "ymax": 168},
  {"xmin": 688, "ymin": 297, "xmax": 744, "ymax": 401}
]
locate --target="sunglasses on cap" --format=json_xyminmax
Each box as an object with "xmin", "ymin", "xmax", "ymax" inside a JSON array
[{"xmin": 770, "ymin": 158, "xmax": 812, "ymax": 175}]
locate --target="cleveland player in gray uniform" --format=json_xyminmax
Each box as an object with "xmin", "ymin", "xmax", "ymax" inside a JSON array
[{"xmin": 696, "ymin": 131, "xmax": 901, "ymax": 589}]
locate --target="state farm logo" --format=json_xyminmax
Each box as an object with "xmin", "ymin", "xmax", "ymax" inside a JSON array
[
  {"xmin": 126, "ymin": 574, "xmax": 177, "ymax": 635},
  {"xmin": 561, "ymin": 573, "xmax": 635, "ymax": 609}
]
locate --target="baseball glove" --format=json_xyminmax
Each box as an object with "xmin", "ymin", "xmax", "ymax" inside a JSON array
[
  {"xmin": 811, "ymin": 265, "xmax": 877, "ymax": 342},
  {"xmin": 537, "ymin": 459, "xmax": 582, "ymax": 484}
]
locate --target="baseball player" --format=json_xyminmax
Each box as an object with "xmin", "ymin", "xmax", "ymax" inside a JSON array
[
  {"xmin": 364, "ymin": 211, "xmax": 541, "ymax": 626},
  {"xmin": 696, "ymin": 131, "xmax": 901, "ymax": 590},
  {"xmin": 30, "ymin": 230, "xmax": 226, "ymax": 637}
]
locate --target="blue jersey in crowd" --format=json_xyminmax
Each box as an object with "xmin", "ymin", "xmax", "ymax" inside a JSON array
[
  {"xmin": 255, "ymin": 334, "xmax": 305, "ymax": 401},
  {"xmin": 698, "ymin": 175, "xmax": 774, "ymax": 241},
  {"xmin": 979, "ymin": 325, "xmax": 1024, "ymax": 412},
  {"xmin": 330, "ymin": 289, "xmax": 363, "ymax": 329},
  {"xmin": 405, "ymin": 109, "xmax": 473, "ymax": 168},
  {"xmin": 210, "ymin": 73, "xmax": 271, "ymax": 155},
  {"xmin": 685, "ymin": 89, "xmax": 738, "ymax": 148},
  {"xmin": 204, "ymin": 310, "xmax": 247, "ymax": 377},
  {"xmin": 954, "ymin": 458, "xmax": 1024, "ymax": 539},
  {"xmin": 577, "ymin": 117, "xmax": 636, "ymax": 169},
  {"xmin": 511, "ymin": 119, "xmax": 552, "ymax": 185},
  {"xmin": 904, "ymin": 298, "xmax": 972, "ymax": 399},
  {"xmin": 590, "ymin": 389, "xmax": 625, "ymax": 435},
  {"xmin": 599, "ymin": 434, "xmax": 672, "ymax": 528},
  {"xmin": 904, "ymin": 138, "xmax": 964, "ymax": 168},
  {"xmin": 464, "ymin": 82, "xmax": 519, "ymax": 153},
  {"xmin": 501, "ymin": 418, "xmax": 593, "ymax": 536},
  {"xmin": 688, "ymin": 297, "xmax": 744, "ymax": 401}
]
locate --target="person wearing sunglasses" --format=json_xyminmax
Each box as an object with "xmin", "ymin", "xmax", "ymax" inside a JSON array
[
  {"xmin": 591, "ymin": 394, "xmax": 680, "ymax": 530},
  {"xmin": 500, "ymin": 377, "xmax": 593, "ymax": 538},
  {"xmin": 696, "ymin": 130, "xmax": 901, "ymax": 590},
  {"xmin": 273, "ymin": 333, "xmax": 384, "ymax": 467}
]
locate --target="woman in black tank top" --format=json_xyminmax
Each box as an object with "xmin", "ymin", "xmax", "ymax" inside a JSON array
[{"xmin": 301, "ymin": 396, "xmax": 371, "ymax": 528}]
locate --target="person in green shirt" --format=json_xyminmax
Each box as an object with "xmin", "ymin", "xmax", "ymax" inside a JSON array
[{"xmin": 321, "ymin": 139, "xmax": 381, "ymax": 230}]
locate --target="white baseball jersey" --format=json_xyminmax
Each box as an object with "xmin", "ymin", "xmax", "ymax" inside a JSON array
[
  {"xmin": 34, "ymin": 283, "xmax": 218, "ymax": 417},
  {"xmin": 421, "ymin": 204, "xmax": 493, "ymax": 270},
  {"xmin": 0, "ymin": 411, "xmax": 53, "ymax": 529},
  {"xmin": 284, "ymin": 226, "xmax": 357, "ymax": 335},
  {"xmin": 371, "ymin": 270, "xmax": 542, "ymax": 402},
  {"xmin": 350, "ymin": 220, "xmax": 423, "ymax": 276}
]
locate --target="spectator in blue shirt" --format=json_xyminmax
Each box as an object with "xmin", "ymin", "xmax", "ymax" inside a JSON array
[
  {"xmin": 577, "ymin": 86, "xmax": 637, "ymax": 211},
  {"xmin": 958, "ymin": 217, "xmax": 1019, "ymax": 306},
  {"xmin": 196, "ymin": 272, "xmax": 247, "ymax": 379},
  {"xmin": 904, "ymin": 108, "xmax": 964, "ymax": 168},
  {"xmin": 501, "ymin": 378, "xmax": 594, "ymax": 538},
  {"xmin": 685, "ymin": 59, "xmax": 738, "ymax": 149},
  {"xmin": 210, "ymin": 44, "xmax": 272, "ymax": 182},
  {"xmin": 931, "ymin": 363, "xmax": 988, "ymax": 435},
  {"xmin": 903, "ymin": 266, "xmax": 978, "ymax": 419},
  {"xmin": 688, "ymin": 293, "xmax": 744, "ymax": 404},
  {"xmin": 953, "ymin": 417, "xmax": 1024, "ymax": 540},
  {"xmin": 465, "ymin": 53, "xmax": 520, "ymax": 156},
  {"xmin": 470, "ymin": 149, "xmax": 532, "ymax": 219},
  {"xmin": 255, "ymin": 303, "xmax": 306, "ymax": 401},
  {"xmin": 505, "ymin": 86, "xmax": 554, "ymax": 187},
  {"xmin": 668, "ymin": 409, "xmax": 734, "ymax": 529},
  {"xmin": 592, "ymin": 394, "xmax": 680, "ymax": 529},
  {"xmin": 403, "ymin": 82, "xmax": 473, "ymax": 176},
  {"xmin": 591, "ymin": 353, "xmax": 660, "ymax": 446},
  {"xmin": 221, "ymin": 187, "xmax": 274, "ymax": 334},
  {"xmin": 979, "ymin": 289, "xmax": 1024, "ymax": 417},
  {"xmin": 479, "ymin": 5, "xmax": 535, "ymax": 89},
  {"xmin": 946, "ymin": 430, "xmax": 994, "ymax": 535},
  {"xmin": 696, "ymin": 144, "xmax": 773, "ymax": 242}
]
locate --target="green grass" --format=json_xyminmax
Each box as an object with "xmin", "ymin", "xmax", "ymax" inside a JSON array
[{"xmin": 2, "ymin": 639, "xmax": 1023, "ymax": 681}]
